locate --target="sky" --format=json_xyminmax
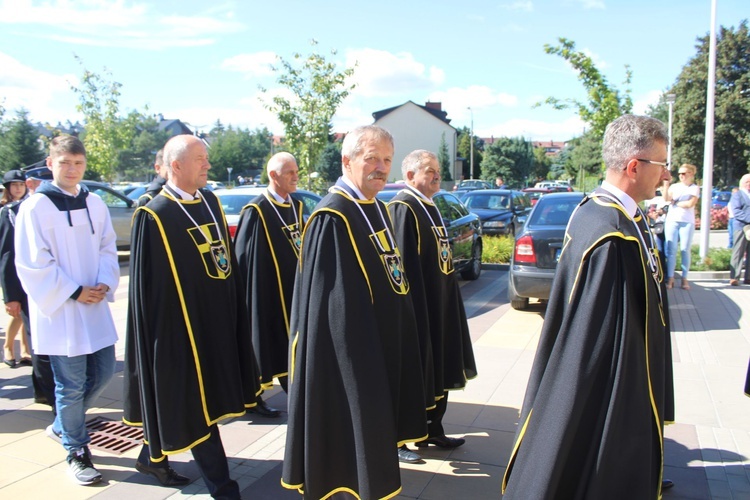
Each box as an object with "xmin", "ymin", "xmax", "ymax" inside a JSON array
[{"xmin": 0, "ymin": 0, "xmax": 747, "ymax": 142}]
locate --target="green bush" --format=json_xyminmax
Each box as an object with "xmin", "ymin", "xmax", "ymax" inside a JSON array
[
  {"xmin": 485, "ymin": 235, "xmax": 731, "ymax": 270},
  {"xmin": 482, "ymin": 235, "xmax": 514, "ymax": 263},
  {"xmin": 674, "ymin": 245, "xmax": 731, "ymax": 271}
]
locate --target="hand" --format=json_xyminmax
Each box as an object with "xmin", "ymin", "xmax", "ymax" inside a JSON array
[
  {"xmin": 4, "ymin": 301, "xmax": 21, "ymax": 318},
  {"xmin": 76, "ymin": 286, "xmax": 106, "ymax": 304}
]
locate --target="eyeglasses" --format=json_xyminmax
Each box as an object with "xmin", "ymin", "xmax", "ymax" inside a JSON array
[{"xmin": 636, "ymin": 159, "xmax": 671, "ymax": 169}]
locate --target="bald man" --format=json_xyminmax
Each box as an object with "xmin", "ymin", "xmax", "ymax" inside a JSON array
[
  {"xmin": 235, "ymin": 152, "xmax": 303, "ymax": 417},
  {"xmin": 124, "ymin": 134, "xmax": 261, "ymax": 498}
]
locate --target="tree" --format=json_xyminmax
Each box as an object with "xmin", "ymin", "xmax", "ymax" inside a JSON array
[
  {"xmin": 316, "ymin": 141, "xmax": 342, "ymax": 183},
  {"xmin": 531, "ymin": 147, "xmax": 553, "ymax": 183},
  {"xmin": 117, "ymin": 115, "xmax": 171, "ymax": 182},
  {"xmin": 537, "ymin": 38, "xmax": 633, "ymax": 141},
  {"xmin": 559, "ymin": 131, "xmax": 603, "ymax": 190},
  {"xmin": 437, "ymin": 133, "xmax": 452, "ymax": 181},
  {"xmin": 208, "ymin": 126, "xmax": 273, "ymax": 184},
  {"xmin": 669, "ymin": 20, "xmax": 750, "ymax": 186},
  {"xmin": 261, "ymin": 40, "xmax": 355, "ymax": 186},
  {"xmin": 70, "ymin": 56, "xmax": 140, "ymax": 181},
  {"xmin": 0, "ymin": 109, "xmax": 45, "ymax": 171},
  {"xmin": 480, "ymin": 137, "xmax": 534, "ymax": 187},
  {"xmin": 456, "ymin": 126, "xmax": 482, "ymax": 180}
]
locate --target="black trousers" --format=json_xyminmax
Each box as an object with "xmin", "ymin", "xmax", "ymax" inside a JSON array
[
  {"xmin": 427, "ymin": 391, "xmax": 449, "ymax": 438},
  {"xmin": 21, "ymin": 307, "xmax": 56, "ymax": 408},
  {"xmin": 138, "ymin": 425, "xmax": 240, "ymax": 499}
]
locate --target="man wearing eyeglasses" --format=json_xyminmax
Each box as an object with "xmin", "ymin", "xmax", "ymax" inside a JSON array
[{"xmin": 503, "ymin": 114, "xmax": 674, "ymax": 499}]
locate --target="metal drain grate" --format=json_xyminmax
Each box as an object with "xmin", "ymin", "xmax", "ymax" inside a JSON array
[{"xmin": 86, "ymin": 416, "xmax": 143, "ymax": 455}]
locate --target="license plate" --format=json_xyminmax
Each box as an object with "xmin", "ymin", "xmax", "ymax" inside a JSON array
[{"xmin": 554, "ymin": 248, "xmax": 561, "ymax": 262}]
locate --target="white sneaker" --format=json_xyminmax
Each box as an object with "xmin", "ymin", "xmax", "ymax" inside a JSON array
[
  {"xmin": 67, "ymin": 447, "xmax": 102, "ymax": 486},
  {"xmin": 45, "ymin": 424, "xmax": 62, "ymax": 444}
]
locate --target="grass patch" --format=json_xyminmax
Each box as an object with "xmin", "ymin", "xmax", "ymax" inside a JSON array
[{"xmin": 483, "ymin": 235, "xmax": 514, "ymax": 264}]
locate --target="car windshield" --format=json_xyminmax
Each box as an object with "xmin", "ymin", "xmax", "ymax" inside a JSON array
[
  {"xmin": 529, "ymin": 198, "xmax": 580, "ymax": 226},
  {"xmin": 464, "ymin": 193, "xmax": 509, "ymax": 210}
]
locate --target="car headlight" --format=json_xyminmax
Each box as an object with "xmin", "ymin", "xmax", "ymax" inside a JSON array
[{"xmin": 483, "ymin": 221, "xmax": 506, "ymax": 228}]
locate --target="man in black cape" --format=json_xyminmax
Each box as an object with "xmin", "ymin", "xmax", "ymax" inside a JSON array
[
  {"xmin": 135, "ymin": 148, "xmax": 167, "ymax": 207},
  {"xmin": 281, "ymin": 125, "xmax": 428, "ymax": 499},
  {"xmin": 388, "ymin": 150, "xmax": 477, "ymax": 460},
  {"xmin": 502, "ymin": 114, "xmax": 674, "ymax": 499},
  {"xmin": 234, "ymin": 152, "xmax": 303, "ymax": 417},
  {"xmin": 124, "ymin": 134, "xmax": 261, "ymax": 498}
]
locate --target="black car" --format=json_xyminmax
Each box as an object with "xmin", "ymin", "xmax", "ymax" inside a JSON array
[
  {"xmin": 507, "ymin": 192, "xmax": 585, "ymax": 309},
  {"xmin": 378, "ymin": 188, "xmax": 483, "ymax": 280},
  {"xmin": 460, "ymin": 189, "xmax": 532, "ymax": 236}
]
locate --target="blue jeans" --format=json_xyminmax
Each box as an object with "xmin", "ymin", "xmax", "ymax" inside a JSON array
[
  {"xmin": 728, "ymin": 218, "xmax": 735, "ymax": 248},
  {"xmin": 49, "ymin": 345, "xmax": 116, "ymax": 453},
  {"xmin": 665, "ymin": 220, "xmax": 695, "ymax": 280}
]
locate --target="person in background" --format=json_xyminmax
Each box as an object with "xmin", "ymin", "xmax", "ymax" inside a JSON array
[
  {"xmin": 234, "ymin": 152, "xmax": 303, "ymax": 418},
  {"xmin": 495, "ymin": 176, "xmax": 505, "ymax": 188},
  {"xmin": 729, "ymin": 174, "xmax": 750, "ymax": 286},
  {"xmin": 15, "ymin": 135, "xmax": 119, "ymax": 486},
  {"xmin": 388, "ymin": 150, "xmax": 478, "ymax": 462},
  {"xmin": 663, "ymin": 163, "xmax": 700, "ymax": 290},
  {"xmin": 1, "ymin": 170, "xmax": 30, "ymax": 367},
  {"xmin": 135, "ymin": 149, "xmax": 167, "ymax": 207}
]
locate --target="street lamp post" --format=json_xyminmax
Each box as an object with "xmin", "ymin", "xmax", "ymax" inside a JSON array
[
  {"xmin": 467, "ymin": 107, "xmax": 474, "ymax": 180},
  {"xmin": 666, "ymin": 93, "xmax": 676, "ymax": 168},
  {"xmin": 227, "ymin": 167, "xmax": 233, "ymax": 187}
]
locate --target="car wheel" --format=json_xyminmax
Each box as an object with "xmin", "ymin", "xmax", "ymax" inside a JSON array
[
  {"xmin": 461, "ymin": 239, "xmax": 482, "ymax": 281},
  {"xmin": 507, "ymin": 273, "xmax": 529, "ymax": 310}
]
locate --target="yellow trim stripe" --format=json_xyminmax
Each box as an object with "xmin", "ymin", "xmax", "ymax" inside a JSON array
[{"xmin": 502, "ymin": 408, "xmax": 533, "ymax": 492}]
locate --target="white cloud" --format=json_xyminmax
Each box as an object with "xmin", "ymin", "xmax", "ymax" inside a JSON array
[
  {"xmin": 428, "ymin": 85, "xmax": 519, "ymax": 122},
  {"xmin": 0, "ymin": 51, "xmax": 79, "ymax": 124},
  {"xmin": 499, "ymin": 1, "xmax": 533, "ymax": 12},
  {"xmin": 581, "ymin": 48, "xmax": 608, "ymax": 69},
  {"xmin": 568, "ymin": 0, "xmax": 605, "ymax": 9},
  {"xmin": 221, "ymin": 52, "xmax": 278, "ymax": 77},
  {"xmin": 0, "ymin": 0, "xmax": 244, "ymax": 49},
  {"xmin": 633, "ymin": 89, "xmax": 663, "ymax": 115},
  {"xmin": 345, "ymin": 48, "xmax": 445, "ymax": 98},
  {"xmin": 483, "ymin": 116, "xmax": 587, "ymax": 141}
]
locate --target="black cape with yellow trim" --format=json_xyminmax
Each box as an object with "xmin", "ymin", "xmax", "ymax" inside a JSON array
[
  {"xmin": 234, "ymin": 192, "xmax": 303, "ymax": 389},
  {"xmin": 281, "ymin": 180, "xmax": 428, "ymax": 500},
  {"xmin": 123, "ymin": 187, "xmax": 261, "ymax": 460},
  {"xmin": 502, "ymin": 189, "xmax": 670, "ymax": 500},
  {"xmin": 388, "ymin": 187, "xmax": 477, "ymax": 404}
]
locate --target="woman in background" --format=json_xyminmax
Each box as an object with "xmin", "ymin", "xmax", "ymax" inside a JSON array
[
  {"xmin": 1, "ymin": 170, "xmax": 30, "ymax": 367},
  {"xmin": 663, "ymin": 163, "xmax": 700, "ymax": 290}
]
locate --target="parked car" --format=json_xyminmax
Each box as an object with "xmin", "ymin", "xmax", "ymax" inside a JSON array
[
  {"xmin": 521, "ymin": 187, "xmax": 553, "ymax": 206},
  {"xmin": 80, "ymin": 181, "xmax": 136, "ymax": 251},
  {"xmin": 507, "ymin": 192, "xmax": 585, "ymax": 310},
  {"xmin": 454, "ymin": 179, "xmax": 491, "ymax": 191},
  {"xmin": 376, "ymin": 188, "xmax": 483, "ymax": 280},
  {"xmin": 712, "ymin": 190, "xmax": 732, "ymax": 209},
  {"xmin": 460, "ymin": 189, "xmax": 532, "ymax": 236},
  {"xmin": 213, "ymin": 186, "xmax": 323, "ymax": 238},
  {"xmin": 125, "ymin": 185, "xmax": 148, "ymax": 201},
  {"xmin": 206, "ymin": 181, "xmax": 226, "ymax": 190}
]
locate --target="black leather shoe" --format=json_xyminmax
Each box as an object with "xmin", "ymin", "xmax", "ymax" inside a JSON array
[
  {"xmin": 397, "ymin": 445, "xmax": 422, "ymax": 463},
  {"xmin": 135, "ymin": 461, "xmax": 191, "ymax": 486},
  {"xmin": 415, "ymin": 435, "xmax": 466, "ymax": 448},
  {"xmin": 662, "ymin": 479, "xmax": 674, "ymax": 490},
  {"xmin": 248, "ymin": 399, "xmax": 281, "ymax": 418}
]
